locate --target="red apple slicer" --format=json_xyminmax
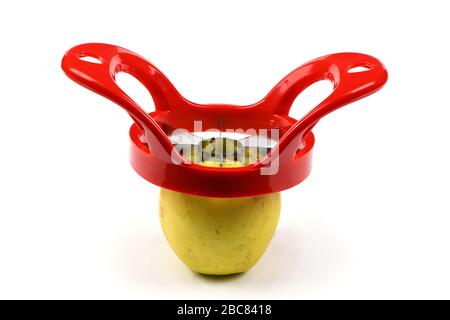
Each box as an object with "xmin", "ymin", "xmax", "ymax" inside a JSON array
[{"xmin": 61, "ymin": 43, "xmax": 387, "ymax": 198}]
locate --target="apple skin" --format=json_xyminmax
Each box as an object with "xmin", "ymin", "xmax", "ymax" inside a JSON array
[{"xmin": 159, "ymin": 188, "xmax": 281, "ymax": 275}]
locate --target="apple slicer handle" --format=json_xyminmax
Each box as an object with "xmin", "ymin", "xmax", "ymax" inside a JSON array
[
  {"xmin": 61, "ymin": 43, "xmax": 185, "ymax": 160},
  {"xmin": 263, "ymin": 52, "xmax": 388, "ymax": 159}
]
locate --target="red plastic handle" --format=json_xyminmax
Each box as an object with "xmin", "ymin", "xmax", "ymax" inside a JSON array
[
  {"xmin": 62, "ymin": 44, "xmax": 388, "ymax": 197},
  {"xmin": 261, "ymin": 52, "xmax": 388, "ymax": 160},
  {"xmin": 61, "ymin": 43, "xmax": 185, "ymax": 161}
]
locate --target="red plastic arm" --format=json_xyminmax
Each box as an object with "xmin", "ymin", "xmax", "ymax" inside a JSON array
[
  {"xmin": 261, "ymin": 52, "xmax": 388, "ymax": 159},
  {"xmin": 61, "ymin": 43, "xmax": 185, "ymax": 160}
]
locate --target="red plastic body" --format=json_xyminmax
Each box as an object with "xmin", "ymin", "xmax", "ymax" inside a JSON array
[{"xmin": 61, "ymin": 43, "xmax": 387, "ymax": 198}]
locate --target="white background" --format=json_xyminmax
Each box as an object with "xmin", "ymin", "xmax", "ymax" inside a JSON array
[{"xmin": 0, "ymin": 0, "xmax": 449, "ymax": 299}]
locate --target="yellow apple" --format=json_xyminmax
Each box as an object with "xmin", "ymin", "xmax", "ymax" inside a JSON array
[
  {"xmin": 159, "ymin": 160, "xmax": 281, "ymax": 275},
  {"xmin": 159, "ymin": 189, "xmax": 280, "ymax": 275}
]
